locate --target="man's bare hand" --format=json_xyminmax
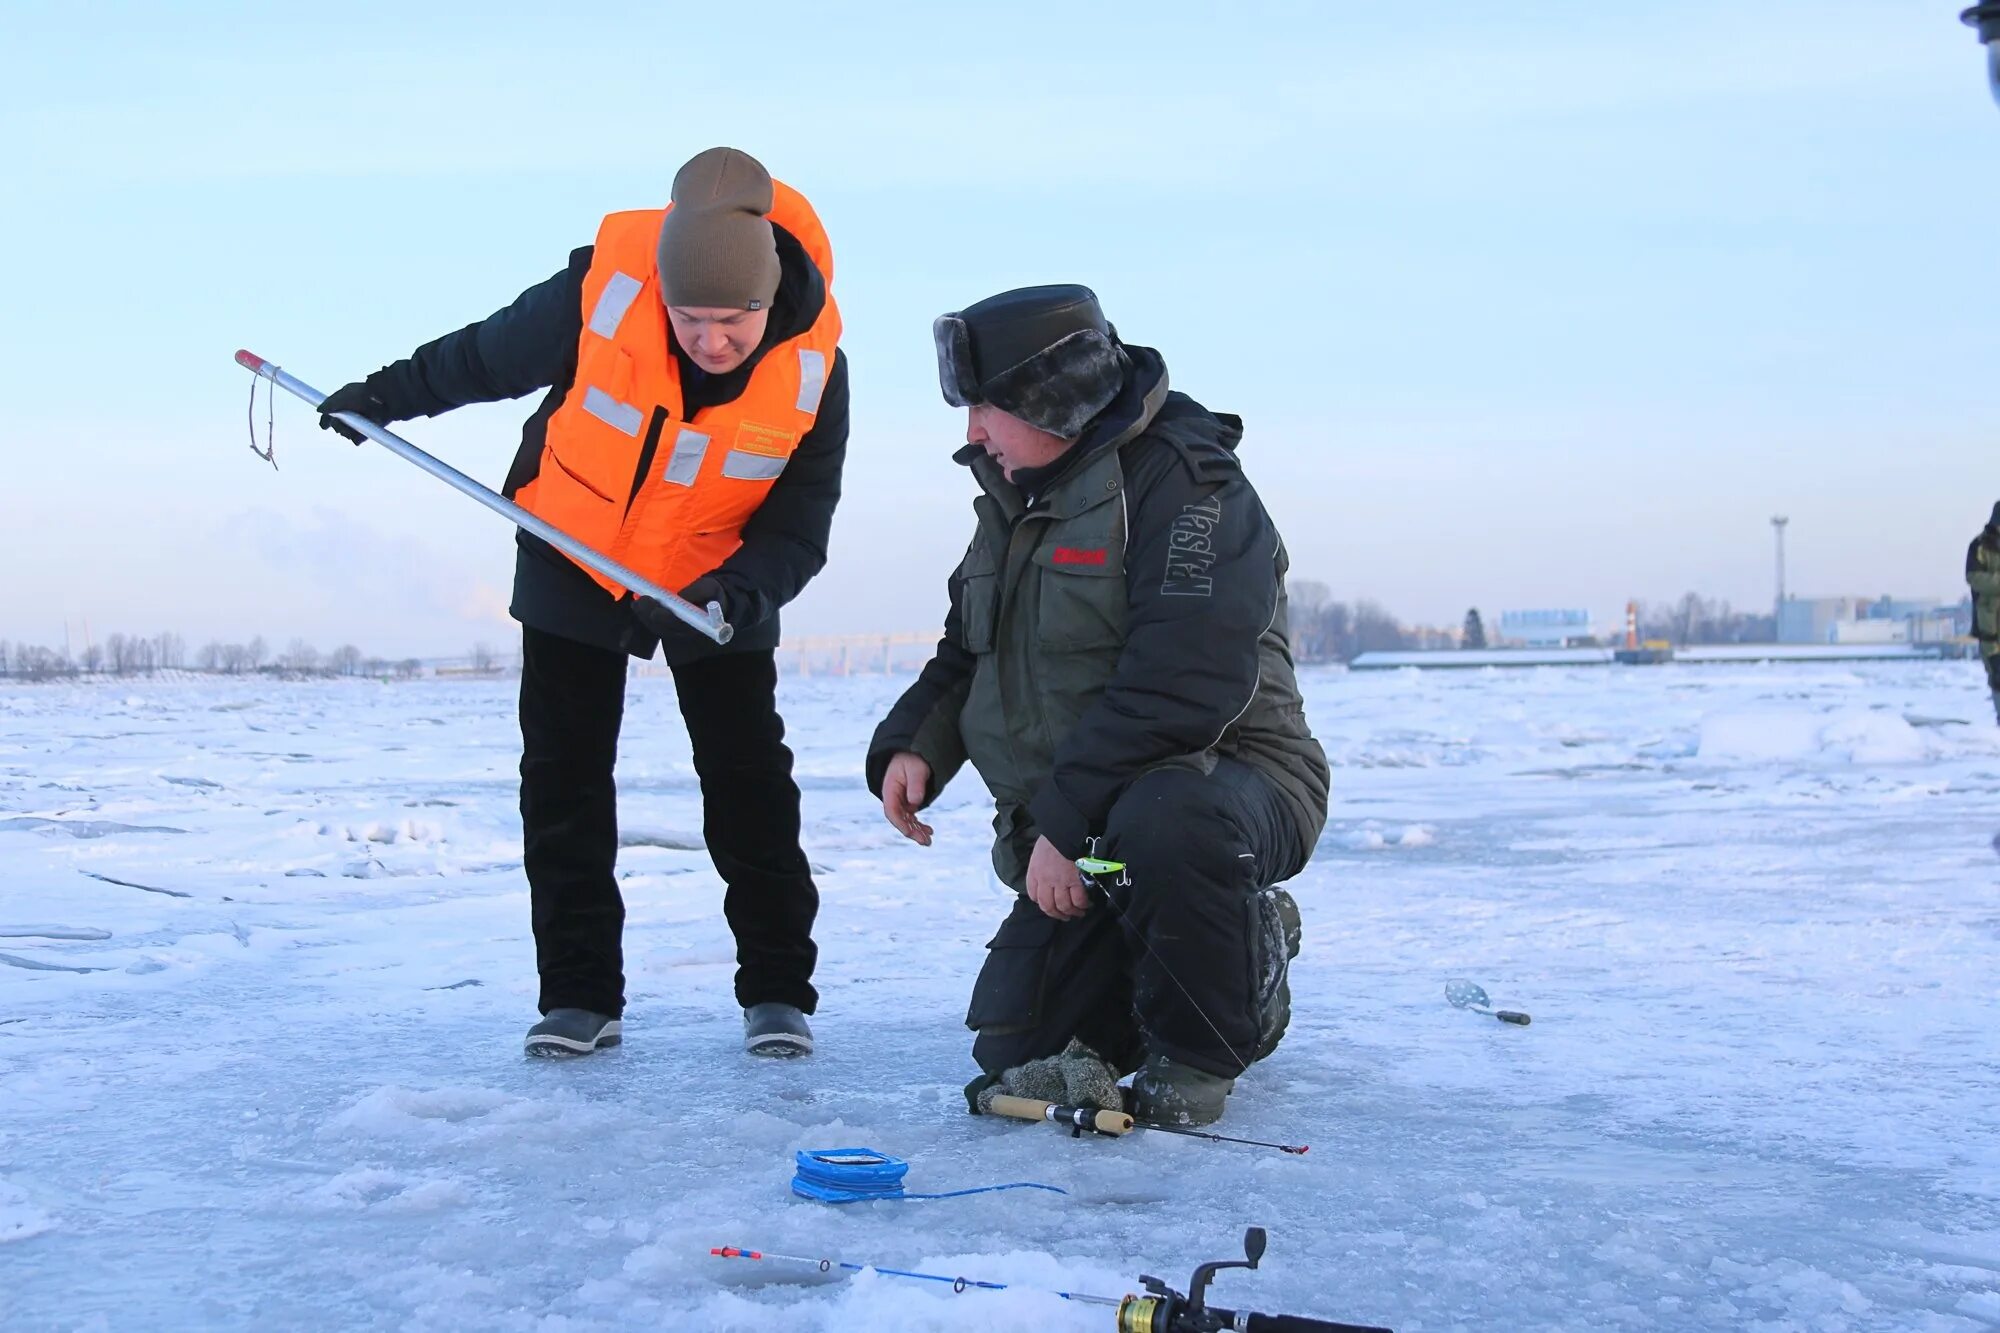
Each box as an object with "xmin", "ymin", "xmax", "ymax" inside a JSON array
[
  {"xmin": 1026, "ymin": 835, "xmax": 1090, "ymax": 920},
  {"xmin": 881, "ymin": 751, "xmax": 934, "ymax": 846}
]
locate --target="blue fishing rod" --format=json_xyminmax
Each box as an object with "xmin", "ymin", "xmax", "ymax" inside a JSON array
[{"xmin": 712, "ymin": 1227, "xmax": 1391, "ymax": 1331}]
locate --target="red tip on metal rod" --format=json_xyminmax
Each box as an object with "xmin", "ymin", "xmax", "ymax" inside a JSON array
[{"xmin": 234, "ymin": 349, "xmax": 268, "ymax": 373}]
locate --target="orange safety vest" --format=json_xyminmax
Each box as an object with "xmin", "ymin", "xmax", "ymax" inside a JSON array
[{"xmin": 516, "ymin": 182, "xmax": 841, "ymax": 600}]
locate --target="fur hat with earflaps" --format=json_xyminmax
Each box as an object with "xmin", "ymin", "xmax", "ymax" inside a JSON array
[{"xmin": 933, "ymin": 284, "xmax": 1130, "ymax": 439}]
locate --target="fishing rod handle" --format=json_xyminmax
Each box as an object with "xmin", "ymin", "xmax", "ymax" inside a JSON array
[
  {"xmin": 1242, "ymin": 1312, "xmax": 1395, "ymax": 1333},
  {"xmin": 1495, "ymin": 1010, "xmax": 1531, "ymax": 1025},
  {"xmin": 985, "ymin": 1095, "xmax": 1133, "ymax": 1136}
]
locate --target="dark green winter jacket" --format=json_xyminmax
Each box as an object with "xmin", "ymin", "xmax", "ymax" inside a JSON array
[
  {"xmin": 867, "ymin": 346, "xmax": 1329, "ymax": 889},
  {"xmin": 1967, "ymin": 502, "xmax": 2000, "ymax": 689}
]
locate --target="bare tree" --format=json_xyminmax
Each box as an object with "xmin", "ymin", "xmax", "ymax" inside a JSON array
[
  {"xmin": 1319, "ymin": 601, "xmax": 1354, "ymax": 662},
  {"xmin": 1288, "ymin": 579, "xmax": 1329, "ymax": 619},
  {"xmin": 328, "ymin": 644, "xmax": 363, "ymax": 676},
  {"xmin": 396, "ymin": 658, "xmax": 423, "ymax": 680},
  {"xmin": 156, "ymin": 632, "xmax": 184, "ymax": 671},
  {"xmin": 1638, "ymin": 593, "xmax": 1778, "ymax": 646},
  {"xmin": 1674, "ymin": 592, "xmax": 1707, "ymax": 645},
  {"xmin": 105, "ymin": 633, "xmax": 130, "ymax": 674},
  {"xmin": 1351, "ymin": 600, "xmax": 1408, "ymax": 656},
  {"xmin": 19, "ymin": 645, "xmax": 71, "ymax": 680},
  {"xmin": 246, "ymin": 636, "xmax": 268, "ymax": 672},
  {"xmin": 363, "ymin": 657, "xmax": 388, "ymax": 678},
  {"xmin": 1285, "ymin": 581, "xmax": 1330, "ymax": 661},
  {"xmin": 1286, "ymin": 580, "xmax": 1331, "ymax": 662},
  {"xmin": 196, "ymin": 641, "xmax": 222, "ymax": 672},
  {"xmin": 80, "ymin": 641, "xmax": 104, "ymax": 673},
  {"xmin": 281, "ymin": 639, "xmax": 321, "ymax": 673},
  {"xmin": 1280, "ymin": 587, "xmax": 1413, "ymax": 664},
  {"xmin": 0, "ymin": 640, "xmax": 10, "ymax": 676},
  {"xmin": 470, "ymin": 642, "xmax": 498, "ymax": 673}
]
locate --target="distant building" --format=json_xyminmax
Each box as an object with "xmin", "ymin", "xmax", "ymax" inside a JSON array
[
  {"xmin": 1830, "ymin": 618, "xmax": 1907, "ymax": 645},
  {"xmin": 1777, "ymin": 596, "xmax": 1861, "ymax": 644},
  {"xmin": 1778, "ymin": 594, "xmax": 1962, "ymax": 645},
  {"xmin": 1912, "ymin": 599, "xmax": 1973, "ymax": 643},
  {"xmin": 1500, "ymin": 608, "xmax": 1596, "ymax": 648},
  {"xmin": 1866, "ymin": 596, "xmax": 1942, "ymax": 621}
]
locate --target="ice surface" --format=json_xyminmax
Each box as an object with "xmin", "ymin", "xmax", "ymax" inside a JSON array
[{"xmin": 2, "ymin": 663, "xmax": 1998, "ymax": 1330}]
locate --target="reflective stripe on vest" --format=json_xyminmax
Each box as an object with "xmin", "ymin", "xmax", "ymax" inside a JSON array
[
  {"xmin": 722, "ymin": 449, "xmax": 788, "ymax": 480},
  {"xmin": 588, "ymin": 272, "xmax": 644, "ymax": 339},
  {"xmin": 663, "ymin": 429, "xmax": 709, "ymax": 487},
  {"xmin": 582, "ymin": 386, "xmax": 643, "ymax": 437},
  {"xmin": 796, "ymin": 348, "xmax": 827, "ymax": 413}
]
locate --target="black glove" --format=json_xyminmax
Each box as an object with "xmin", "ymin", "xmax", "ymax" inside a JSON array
[
  {"xmin": 633, "ymin": 577, "xmax": 729, "ymax": 639},
  {"xmin": 316, "ymin": 380, "xmax": 392, "ymax": 445},
  {"xmin": 679, "ymin": 576, "xmax": 725, "ymax": 614}
]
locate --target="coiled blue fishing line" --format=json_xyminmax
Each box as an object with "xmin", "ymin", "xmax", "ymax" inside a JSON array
[{"xmin": 791, "ymin": 1149, "xmax": 1065, "ymax": 1204}]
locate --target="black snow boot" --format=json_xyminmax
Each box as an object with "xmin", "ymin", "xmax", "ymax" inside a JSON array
[
  {"xmin": 1128, "ymin": 1053, "xmax": 1234, "ymax": 1127},
  {"xmin": 1254, "ymin": 886, "xmax": 1302, "ymax": 1062},
  {"xmin": 524, "ymin": 1008, "xmax": 622, "ymax": 1057},
  {"xmin": 743, "ymin": 1002, "xmax": 813, "ymax": 1057}
]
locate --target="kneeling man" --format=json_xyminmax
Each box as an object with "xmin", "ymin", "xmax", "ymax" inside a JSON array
[{"xmin": 868, "ymin": 285, "xmax": 1329, "ymax": 1126}]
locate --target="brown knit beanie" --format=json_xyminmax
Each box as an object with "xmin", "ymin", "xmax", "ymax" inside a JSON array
[{"xmin": 656, "ymin": 147, "xmax": 781, "ymax": 311}]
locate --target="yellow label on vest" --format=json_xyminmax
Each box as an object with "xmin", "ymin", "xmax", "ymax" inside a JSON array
[{"xmin": 733, "ymin": 421, "xmax": 797, "ymax": 457}]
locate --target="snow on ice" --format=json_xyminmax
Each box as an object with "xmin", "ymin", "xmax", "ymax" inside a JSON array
[{"xmin": 2, "ymin": 662, "xmax": 1998, "ymax": 1330}]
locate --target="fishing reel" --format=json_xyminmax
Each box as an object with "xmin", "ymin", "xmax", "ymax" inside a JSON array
[{"xmin": 1114, "ymin": 1228, "xmax": 1391, "ymax": 1333}]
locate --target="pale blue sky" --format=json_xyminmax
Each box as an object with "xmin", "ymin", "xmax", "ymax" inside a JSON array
[{"xmin": 2, "ymin": 0, "xmax": 1995, "ymax": 657}]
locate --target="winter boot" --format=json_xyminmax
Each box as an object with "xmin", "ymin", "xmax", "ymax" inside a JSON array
[
  {"xmin": 1254, "ymin": 886, "xmax": 1303, "ymax": 1062},
  {"xmin": 1127, "ymin": 1053, "xmax": 1235, "ymax": 1127},
  {"xmin": 743, "ymin": 1002, "xmax": 813, "ymax": 1057},
  {"xmin": 524, "ymin": 1008, "xmax": 622, "ymax": 1057}
]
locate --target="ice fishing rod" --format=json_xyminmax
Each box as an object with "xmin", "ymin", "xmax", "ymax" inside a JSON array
[
  {"xmin": 230, "ymin": 349, "xmax": 731, "ymax": 646},
  {"xmin": 981, "ymin": 1094, "xmax": 1309, "ymax": 1154},
  {"xmin": 710, "ymin": 1243, "xmax": 1120, "ymax": 1306},
  {"xmin": 712, "ymin": 1227, "xmax": 1393, "ymax": 1331},
  {"xmin": 1138, "ymin": 1121, "xmax": 1308, "ymax": 1154}
]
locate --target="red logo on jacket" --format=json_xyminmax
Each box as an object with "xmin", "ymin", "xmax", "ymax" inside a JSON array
[{"xmin": 1052, "ymin": 547, "xmax": 1109, "ymax": 567}]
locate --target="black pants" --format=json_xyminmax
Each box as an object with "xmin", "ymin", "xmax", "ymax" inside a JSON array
[
  {"xmin": 519, "ymin": 626, "xmax": 818, "ymax": 1018},
  {"xmin": 967, "ymin": 757, "xmax": 1305, "ymax": 1080}
]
